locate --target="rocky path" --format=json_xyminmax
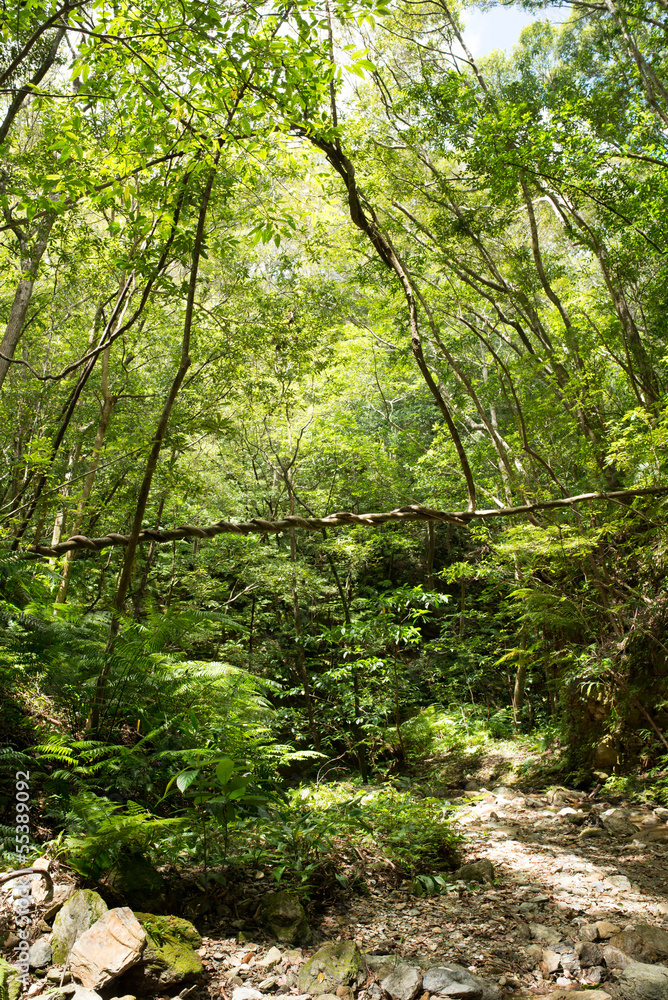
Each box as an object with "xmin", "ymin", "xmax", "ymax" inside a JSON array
[
  {"xmin": 195, "ymin": 785, "xmax": 668, "ymax": 1000},
  {"xmin": 4, "ymin": 784, "xmax": 668, "ymax": 1000}
]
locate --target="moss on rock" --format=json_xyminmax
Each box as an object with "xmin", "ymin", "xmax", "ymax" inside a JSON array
[{"xmin": 121, "ymin": 912, "xmax": 203, "ymax": 992}]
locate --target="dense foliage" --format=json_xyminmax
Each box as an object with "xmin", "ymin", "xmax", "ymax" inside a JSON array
[{"xmin": 1, "ymin": 0, "xmax": 668, "ymax": 888}]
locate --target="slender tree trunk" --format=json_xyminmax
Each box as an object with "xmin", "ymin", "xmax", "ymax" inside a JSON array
[
  {"xmin": 512, "ymin": 631, "xmax": 528, "ymax": 725},
  {"xmin": 0, "ymin": 215, "xmax": 56, "ymax": 391},
  {"xmin": 57, "ymin": 344, "xmax": 117, "ymax": 603},
  {"xmin": 89, "ymin": 162, "xmax": 216, "ymax": 731}
]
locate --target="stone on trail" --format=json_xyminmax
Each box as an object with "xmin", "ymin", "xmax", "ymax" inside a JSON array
[
  {"xmin": 232, "ymin": 989, "xmax": 264, "ymax": 1000},
  {"xmin": 550, "ymin": 992, "xmax": 612, "ymax": 1000},
  {"xmin": 540, "ymin": 948, "xmax": 560, "ymax": 973},
  {"xmin": 634, "ymin": 923, "xmax": 668, "ymax": 957},
  {"xmin": 28, "ymin": 936, "xmax": 52, "ymax": 968},
  {"xmin": 577, "ymin": 942, "xmax": 603, "ymax": 967},
  {"xmin": 596, "ymin": 920, "xmax": 621, "ymax": 939},
  {"xmin": 615, "ymin": 960, "xmax": 668, "ymax": 1000},
  {"xmin": 69, "ymin": 987, "xmax": 105, "ymax": 1000},
  {"xmin": 380, "ymin": 964, "xmax": 422, "ymax": 1000},
  {"xmin": 69, "ymin": 907, "xmax": 146, "ymax": 989},
  {"xmin": 608, "ymin": 931, "xmax": 647, "ymax": 961},
  {"xmin": 261, "ymin": 890, "xmax": 310, "ymax": 944},
  {"xmin": 453, "ymin": 860, "xmax": 494, "ymax": 885},
  {"xmin": 579, "ymin": 827, "xmax": 607, "ymax": 839},
  {"xmin": 601, "ymin": 808, "xmax": 637, "ymax": 839},
  {"xmin": 122, "ymin": 912, "xmax": 203, "ymax": 991},
  {"xmin": 51, "ymin": 889, "xmax": 109, "ymax": 965},
  {"xmin": 421, "ymin": 964, "xmax": 483, "ymax": 999},
  {"xmin": 602, "ymin": 943, "xmax": 632, "ymax": 970},
  {"xmin": 298, "ymin": 941, "xmax": 365, "ymax": 996},
  {"xmin": 528, "ymin": 923, "xmax": 561, "ymax": 946},
  {"xmin": 257, "ymin": 946, "xmax": 283, "ymax": 970}
]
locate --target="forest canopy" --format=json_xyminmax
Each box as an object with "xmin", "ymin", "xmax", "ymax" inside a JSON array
[{"xmin": 1, "ymin": 0, "xmax": 668, "ymax": 868}]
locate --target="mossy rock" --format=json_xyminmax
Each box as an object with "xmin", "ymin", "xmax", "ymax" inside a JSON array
[
  {"xmin": 298, "ymin": 941, "xmax": 365, "ymax": 995},
  {"xmin": 260, "ymin": 890, "xmax": 310, "ymax": 944},
  {"xmin": 106, "ymin": 852, "xmax": 167, "ymax": 912},
  {"xmin": 0, "ymin": 957, "xmax": 21, "ymax": 1000},
  {"xmin": 121, "ymin": 912, "xmax": 203, "ymax": 992},
  {"xmin": 51, "ymin": 889, "xmax": 108, "ymax": 964}
]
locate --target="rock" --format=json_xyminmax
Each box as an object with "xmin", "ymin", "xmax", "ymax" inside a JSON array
[
  {"xmin": 600, "ymin": 874, "xmax": 633, "ymax": 893},
  {"xmin": 636, "ymin": 827, "xmax": 668, "ymax": 844},
  {"xmin": 602, "ymin": 944, "xmax": 632, "ymax": 969},
  {"xmin": 299, "ymin": 942, "xmax": 365, "ymax": 996},
  {"xmin": 550, "ymin": 992, "xmax": 611, "ymax": 1000},
  {"xmin": 422, "ymin": 964, "xmax": 483, "ymax": 999},
  {"xmin": 257, "ymin": 947, "xmax": 283, "ymax": 970},
  {"xmin": 453, "ymin": 860, "xmax": 494, "ymax": 884},
  {"xmin": 52, "ymin": 890, "xmax": 109, "ymax": 965},
  {"xmin": 528, "ymin": 923, "xmax": 561, "ymax": 946},
  {"xmin": 540, "ymin": 949, "xmax": 560, "ymax": 973},
  {"xmin": 69, "ymin": 988, "xmax": 104, "ymax": 1000},
  {"xmin": 69, "ymin": 907, "xmax": 146, "ymax": 989},
  {"xmin": 464, "ymin": 782, "xmax": 480, "ymax": 792},
  {"xmin": 521, "ymin": 944, "xmax": 543, "ymax": 968},
  {"xmin": 578, "ymin": 942, "xmax": 603, "ymax": 967},
  {"xmin": 579, "ymin": 827, "xmax": 607, "ymax": 840},
  {"xmin": 366, "ymin": 957, "xmax": 396, "ymax": 978},
  {"xmin": 106, "ymin": 853, "xmax": 167, "ymax": 912},
  {"xmin": 381, "ymin": 965, "xmax": 422, "ymax": 1000},
  {"xmin": 601, "ymin": 808, "xmax": 636, "ymax": 839},
  {"xmin": 29, "ymin": 937, "xmax": 53, "ymax": 968},
  {"xmin": 634, "ymin": 923, "xmax": 668, "ymax": 956},
  {"xmin": 46, "ymin": 970, "xmax": 71, "ymax": 983},
  {"xmin": 491, "ymin": 786, "xmax": 515, "ymax": 798},
  {"xmin": 596, "ymin": 921, "xmax": 621, "ymax": 939},
  {"xmin": 580, "ymin": 924, "xmax": 600, "ymax": 942},
  {"xmin": 232, "ymin": 990, "xmax": 264, "ymax": 1000},
  {"xmin": 609, "ymin": 932, "xmax": 646, "ymax": 961},
  {"xmin": 616, "ymin": 960, "xmax": 668, "ymax": 1000},
  {"xmin": 121, "ymin": 912, "xmax": 203, "ymax": 991},
  {"xmin": 261, "ymin": 892, "xmax": 310, "ymax": 945},
  {"xmin": 0, "ymin": 957, "xmax": 22, "ymax": 1000}
]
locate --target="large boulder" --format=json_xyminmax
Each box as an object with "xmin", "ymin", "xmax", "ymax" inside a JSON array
[
  {"xmin": 0, "ymin": 957, "xmax": 21, "ymax": 1000},
  {"xmin": 261, "ymin": 891, "xmax": 310, "ymax": 945},
  {"xmin": 615, "ymin": 961, "xmax": 668, "ymax": 1000},
  {"xmin": 121, "ymin": 912, "xmax": 203, "ymax": 992},
  {"xmin": 106, "ymin": 852, "xmax": 166, "ymax": 912},
  {"xmin": 69, "ymin": 907, "xmax": 146, "ymax": 989},
  {"xmin": 52, "ymin": 890, "xmax": 108, "ymax": 965},
  {"xmin": 298, "ymin": 941, "xmax": 365, "ymax": 996}
]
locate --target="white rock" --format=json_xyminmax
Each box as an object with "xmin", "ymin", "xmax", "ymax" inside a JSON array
[
  {"xmin": 232, "ymin": 989, "xmax": 264, "ymax": 1000},
  {"xmin": 257, "ymin": 946, "xmax": 282, "ymax": 970}
]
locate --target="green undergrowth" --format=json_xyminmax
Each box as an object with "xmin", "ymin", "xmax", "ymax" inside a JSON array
[
  {"xmin": 235, "ymin": 780, "xmax": 462, "ymax": 897},
  {"xmin": 397, "ymin": 704, "xmax": 569, "ymax": 788}
]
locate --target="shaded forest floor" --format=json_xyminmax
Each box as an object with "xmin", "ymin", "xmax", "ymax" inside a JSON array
[{"xmin": 188, "ymin": 780, "xmax": 668, "ymax": 999}]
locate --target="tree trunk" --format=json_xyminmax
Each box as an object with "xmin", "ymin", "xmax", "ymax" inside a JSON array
[
  {"xmin": 0, "ymin": 215, "xmax": 56, "ymax": 391},
  {"xmin": 88, "ymin": 162, "xmax": 216, "ymax": 731}
]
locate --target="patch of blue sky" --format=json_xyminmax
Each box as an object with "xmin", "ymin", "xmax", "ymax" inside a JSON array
[{"xmin": 462, "ymin": 4, "xmax": 569, "ymax": 57}]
